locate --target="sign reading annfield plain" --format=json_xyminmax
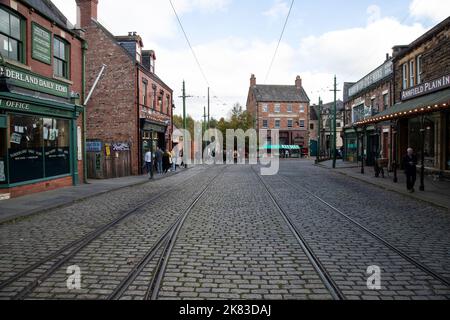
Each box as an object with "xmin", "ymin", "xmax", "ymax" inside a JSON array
[
  {"xmin": 32, "ymin": 23, "xmax": 52, "ymax": 65},
  {"xmin": 401, "ymin": 74, "xmax": 450, "ymax": 101},
  {"xmin": 349, "ymin": 60, "xmax": 393, "ymax": 97},
  {"xmin": 0, "ymin": 64, "xmax": 69, "ymax": 98}
]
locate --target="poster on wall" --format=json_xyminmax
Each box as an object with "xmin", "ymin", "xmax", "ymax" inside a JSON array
[
  {"xmin": 0, "ymin": 161, "xmax": 5, "ymax": 182},
  {"xmin": 10, "ymin": 133, "xmax": 22, "ymax": 144}
]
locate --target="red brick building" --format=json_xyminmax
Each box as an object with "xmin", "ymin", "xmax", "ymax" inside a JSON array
[
  {"xmin": 0, "ymin": 0, "xmax": 85, "ymax": 199},
  {"xmin": 246, "ymin": 74, "xmax": 310, "ymax": 153},
  {"xmin": 76, "ymin": 0, "xmax": 173, "ymax": 179}
]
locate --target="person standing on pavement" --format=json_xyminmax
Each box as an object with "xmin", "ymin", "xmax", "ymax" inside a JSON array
[
  {"xmin": 144, "ymin": 150, "xmax": 152, "ymax": 179},
  {"xmin": 163, "ymin": 149, "xmax": 171, "ymax": 173},
  {"xmin": 403, "ymin": 147, "xmax": 418, "ymax": 193},
  {"xmin": 171, "ymin": 148, "xmax": 177, "ymax": 172},
  {"xmin": 155, "ymin": 147, "xmax": 163, "ymax": 174}
]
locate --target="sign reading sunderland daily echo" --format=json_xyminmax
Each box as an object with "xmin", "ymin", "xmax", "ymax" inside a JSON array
[
  {"xmin": 401, "ymin": 74, "xmax": 450, "ymax": 101},
  {"xmin": 0, "ymin": 64, "xmax": 69, "ymax": 98}
]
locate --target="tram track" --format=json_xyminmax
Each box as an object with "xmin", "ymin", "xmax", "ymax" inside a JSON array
[
  {"xmin": 277, "ymin": 173, "xmax": 450, "ymax": 288},
  {"xmin": 251, "ymin": 166, "xmax": 345, "ymax": 300},
  {"xmin": 0, "ymin": 166, "xmax": 219, "ymax": 299}
]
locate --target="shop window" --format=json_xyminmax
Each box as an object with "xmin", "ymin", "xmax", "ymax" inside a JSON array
[
  {"xmin": 0, "ymin": 7, "xmax": 23, "ymax": 62},
  {"xmin": 447, "ymin": 113, "xmax": 450, "ymax": 170},
  {"xmin": 0, "ymin": 126, "xmax": 6, "ymax": 184},
  {"xmin": 43, "ymin": 118, "xmax": 70, "ymax": 178},
  {"xmin": 54, "ymin": 37, "xmax": 70, "ymax": 79},
  {"xmin": 8, "ymin": 114, "xmax": 44, "ymax": 184}
]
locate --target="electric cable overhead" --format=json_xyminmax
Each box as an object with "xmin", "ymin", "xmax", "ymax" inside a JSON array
[
  {"xmin": 264, "ymin": 0, "xmax": 295, "ymax": 84},
  {"xmin": 169, "ymin": 0, "xmax": 210, "ymax": 87}
]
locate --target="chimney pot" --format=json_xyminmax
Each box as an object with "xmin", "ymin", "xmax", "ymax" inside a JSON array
[
  {"xmin": 250, "ymin": 74, "xmax": 256, "ymax": 87},
  {"xmin": 295, "ymin": 75, "xmax": 302, "ymax": 89}
]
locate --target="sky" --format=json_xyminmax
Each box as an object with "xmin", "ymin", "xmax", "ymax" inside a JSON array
[{"xmin": 51, "ymin": 0, "xmax": 450, "ymax": 120}]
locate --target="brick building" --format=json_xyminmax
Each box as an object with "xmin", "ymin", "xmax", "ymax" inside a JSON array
[
  {"xmin": 76, "ymin": 0, "xmax": 173, "ymax": 179},
  {"xmin": 0, "ymin": 0, "xmax": 85, "ymax": 199},
  {"xmin": 356, "ymin": 17, "xmax": 450, "ymax": 177},
  {"xmin": 343, "ymin": 56, "xmax": 394, "ymax": 166},
  {"xmin": 246, "ymin": 74, "xmax": 310, "ymax": 154}
]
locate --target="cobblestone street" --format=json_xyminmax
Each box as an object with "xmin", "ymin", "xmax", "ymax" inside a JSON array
[{"xmin": 0, "ymin": 160, "xmax": 449, "ymax": 300}]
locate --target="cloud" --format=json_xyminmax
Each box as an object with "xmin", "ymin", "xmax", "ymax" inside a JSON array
[
  {"xmin": 367, "ymin": 5, "xmax": 381, "ymax": 24},
  {"xmin": 298, "ymin": 16, "xmax": 427, "ymax": 102},
  {"xmin": 263, "ymin": 0, "xmax": 290, "ymax": 20},
  {"xmin": 409, "ymin": 0, "xmax": 450, "ymax": 23}
]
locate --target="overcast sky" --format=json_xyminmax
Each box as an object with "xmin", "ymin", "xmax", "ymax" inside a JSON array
[{"xmin": 52, "ymin": 0, "xmax": 450, "ymax": 120}]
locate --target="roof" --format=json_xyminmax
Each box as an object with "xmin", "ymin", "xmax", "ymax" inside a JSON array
[
  {"xmin": 393, "ymin": 16, "xmax": 450, "ymax": 59},
  {"xmin": 310, "ymin": 105, "xmax": 319, "ymax": 120},
  {"xmin": 21, "ymin": 0, "xmax": 74, "ymax": 29},
  {"xmin": 355, "ymin": 88, "xmax": 450, "ymax": 126},
  {"xmin": 322, "ymin": 100, "xmax": 345, "ymax": 112},
  {"xmin": 251, "ymin": 85, "xmax": 310, "ymax": 103}
]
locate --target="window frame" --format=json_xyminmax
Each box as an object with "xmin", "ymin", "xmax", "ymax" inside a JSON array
[
  {"xmin": 409, "ymin": 60, "xmax": 415, "ymax": 88},
  {"xmin": 274, "ymin": 104, "xmax": 281, "ymax": 113},
  {"xmin": 262, "ymin": 119, "xmax": 268, "ymax": 129},
  {"xmin": 53, "ymin": 36, "xmax": 70, "ymax": 79},
  {"xmin": 275, "ymin": 119, "xmax": 281, "ymax": 128},
  {"xmin": 287, "ymin": 119, "xmax": 293, "ymax": 128},
  {"xmin": 402, "ymin": 63, "xmax": 408, "ymax": 90},
  {"xmin": 0, "ymin": 6, "xmax": 25, "ymax": 63},
  {"xmin": 262, "ymin": 104, "xmax": 268, "ymax": 113},
  {"xmin": 142, "ymin": 79, "xmax": 148, "ymax": 106},
  {"xmin": 417, "ymin": 55, "xmax": 422, "ymax": 85}
]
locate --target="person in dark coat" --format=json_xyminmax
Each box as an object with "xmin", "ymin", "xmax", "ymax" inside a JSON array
[
  {"xmin": 162, "ymin": 149, "xmax": 171, "ymax": 173},
  {"xmin": 402, "ymin": 148, "xmax": 418, "ymax": 193},
  {"xmin": 155, "ymin": 147, "xmax": 163, "ymax": 174}
]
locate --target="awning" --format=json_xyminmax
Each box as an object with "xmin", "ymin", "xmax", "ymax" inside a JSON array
[
  {"xmin": 355, "ymin": 88, "xmax": 450, "ymax": 126},
  {"xmin": 262, "ymin": 145, "xmax": 301, "ymax": 150}
]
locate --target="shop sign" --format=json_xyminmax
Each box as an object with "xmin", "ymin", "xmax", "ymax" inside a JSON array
[
  {"xmin": 0, "ymin": 64, "xmax": 69, "ymax": 98},
  {"xmin": 401, "ymin": 74, "xmax": 450, "ymax": 101},
  {"xmin": 86, "ymin": 141, "xmax": 102, "ymax": 153},
  {"xmin": 0, "ymin": 98, "xmax": 73, "ymax": 118},
  {"xmin": 349, "ymin": 60, "xmax": 393, "ymax": 97},
  {"xmin": 112, "ymin": 143, "xmax": 130, "ymax": 151},
  {"xmin": 32, "ymin": 23, "xmax": 52, "ymax": 65}
]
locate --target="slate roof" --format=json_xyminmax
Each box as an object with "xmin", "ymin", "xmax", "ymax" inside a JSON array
[
  {"xmin": 21, "ymin": 0, "xmax": 74, "ymax": 29},
  {"xmin": 310, "ymin": 105, "xmax": 319, "ymax": 121},
  {"xmin": 252, "ymin": 85, "xmax": 310, "ymax": 103}
]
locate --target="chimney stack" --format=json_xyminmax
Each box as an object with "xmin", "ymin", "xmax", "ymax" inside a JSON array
[
  {"xmin": 76, "ymin": 0, "xmax": 98, "ymax": 28},
  {"xmin": 250, "ymin": 74, "xmax": 256, "ymax": 87},
  {"xmin": 295, "ymin": 75, "xmax": 302, "ymax": 89}
]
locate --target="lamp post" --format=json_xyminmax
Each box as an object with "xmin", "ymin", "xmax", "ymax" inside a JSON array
[
  {"xmin": 150, "ymin": 129, "xmax": 154, "ymax": 180},
  {"xmin": 316, "ymin": 98, "xmax": 322, "ymax": 164},
  {"xmin": 419, "ymin": 115, "xmax": 426, "ymax": 191},
  {"xmin": 392, "ymin": 121, "xmax": 398, "ymax": 183}
]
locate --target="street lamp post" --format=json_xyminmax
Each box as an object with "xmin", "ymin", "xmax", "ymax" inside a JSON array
[
  {"xmin": 392, "ymin": 121, "xmax": 398, "ymax": 183},
  {"xmin": 316, "ymin": 98, "xmax": 322, "ymax": 164},
  {"xmin": 361, "ymin": 126, "xmax": 366, "ymax": 175},
  {"xmin": 420, "ymin": 115, "xmax": 426, "ymax": 191}
]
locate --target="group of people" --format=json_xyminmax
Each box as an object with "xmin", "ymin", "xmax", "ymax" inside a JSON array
[{"xmin": 144, "ymin": 147, "xmax": 180, "ymax": 178}]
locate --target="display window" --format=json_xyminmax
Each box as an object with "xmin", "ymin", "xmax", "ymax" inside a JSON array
[{"xmin": 6, "ymin": 113, "xmax": 71, "ymax": 184}]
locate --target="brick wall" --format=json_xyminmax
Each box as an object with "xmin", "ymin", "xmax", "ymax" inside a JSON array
[
  {"xmin": 83, "ymin": 23, "xmax": 139, "ymax": 174},
  {"xmin": 394, "ymin": 24, "xmax": 450, "ymax": 103},
  {"xmin": 2, "ymin": 176, "xmax": 73, "ymax": 198}
]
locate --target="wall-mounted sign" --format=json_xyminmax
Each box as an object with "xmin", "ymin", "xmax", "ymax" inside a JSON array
[
  {"xmin": 349, "ymin": 60, "xmax": 393, "ymax": 97},
  {"xmin": 112, "ymin": 143, "xmax": 130, "ymax": 151},
  {"xmin": 32, "ymin": 23, "xmax": 52, "ymax": 65},
  {"xmin": 0, "ymin": 64, "xmax": 69, "ymax": 98},
  {"xmin": 0, "ymin": 98, "xmax": 73, "ymax": 118},
  {"xmin": 401, "ymin": 74, "xmax": 450, "ymax": 101},
  {"xmin": 86, "ymin": 141, "xmax": 102, "ymax": 153}
]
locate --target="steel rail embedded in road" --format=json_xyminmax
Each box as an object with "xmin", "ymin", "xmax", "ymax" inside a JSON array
[
  {"xmin": 2, "ymin": 167, "xmax": 209, "ymax": 299},
  {"xmin": 109, "ymin": 166, "xmax": 227, "ymax": 300},
  {"xmin": 251, "ymin": 166, "xmax": 345, "ymax": 300},
  {"xmin": 278, "ymin": 173, "xmax": 450, "ymax": 288}
]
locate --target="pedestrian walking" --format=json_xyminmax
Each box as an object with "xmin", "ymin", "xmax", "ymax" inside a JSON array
[
  {"xmin": 155, "ymin": 147, "xmax": 163, "ymax": 174},
  {"xmin": 163, "ymin": 149, "xmax": 171, "ymax": 173},
  {"xmin": 144, "ymin": 150, "xmax": 152, "ymax": 179},
  {"xmin": 403, "ymin": 148, "xmax": 418, "ymax": 193},
  {"xmin": 171, "ymin": 149, "xmax": 177, "ymax": 172}
]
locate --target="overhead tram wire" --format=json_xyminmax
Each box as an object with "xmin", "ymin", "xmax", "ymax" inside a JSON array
[
  {"xmin": 168, "ymin": 0, "xmax": 210, "ymax": 87},
  {"xmin": 264, "ymin": 0, "xmax": 295, "ymax": 84}
]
